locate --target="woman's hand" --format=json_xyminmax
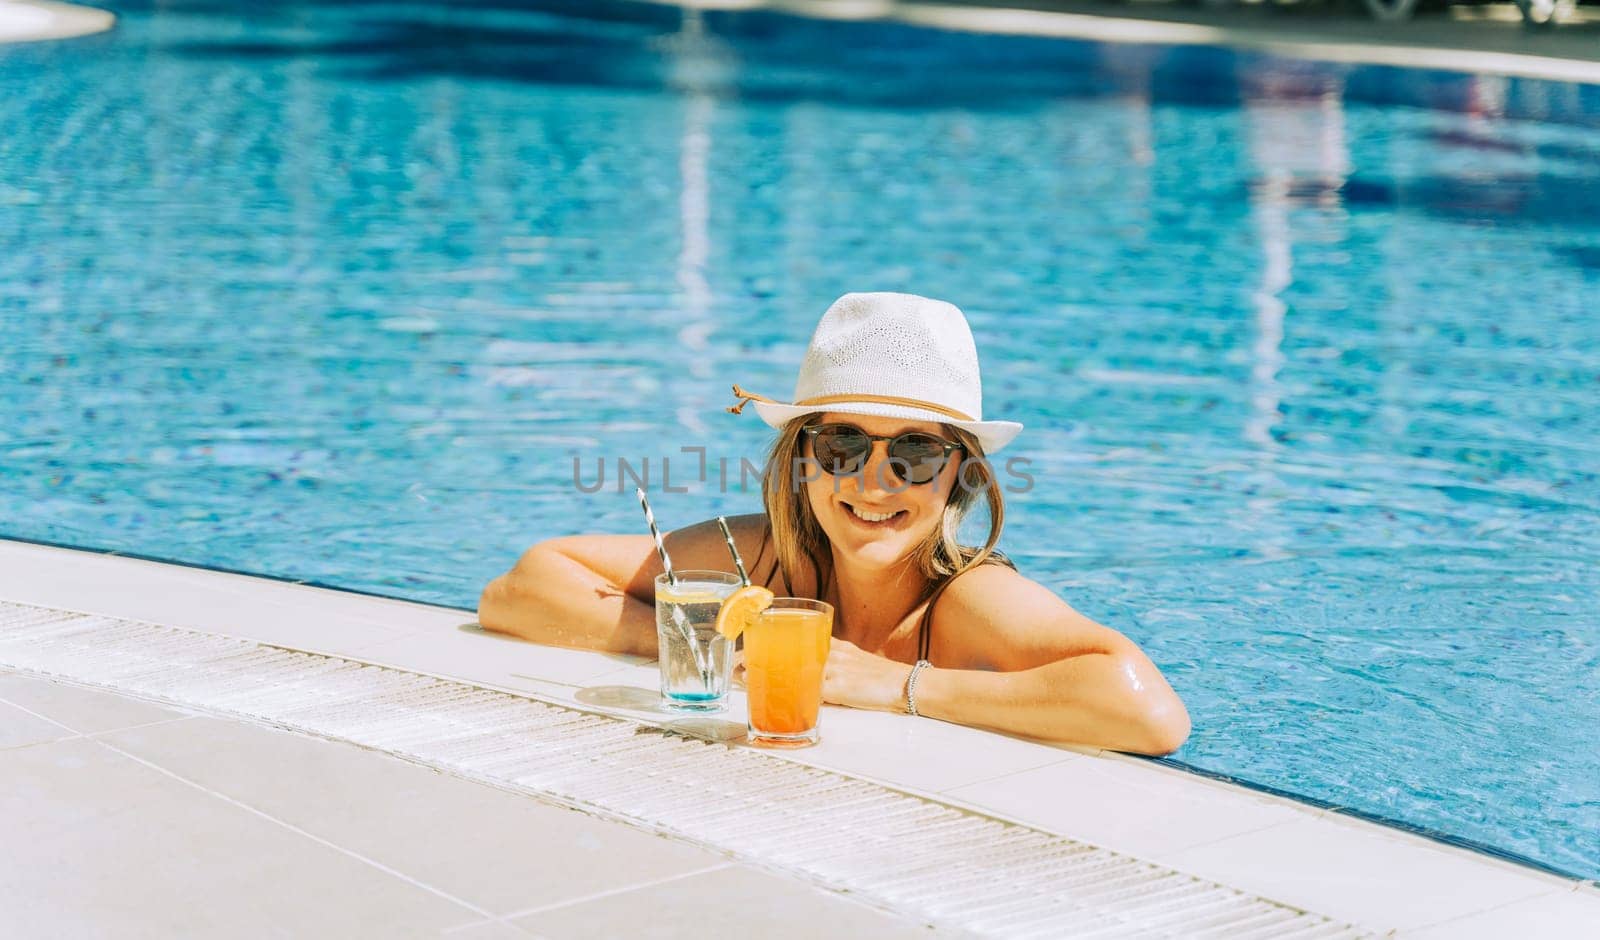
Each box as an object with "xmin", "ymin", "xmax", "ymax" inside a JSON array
[{"xmin": 822, "ymin": 638, "xmax": 913, "ymax": 713}]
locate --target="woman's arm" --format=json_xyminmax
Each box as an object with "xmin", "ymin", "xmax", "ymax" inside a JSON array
[
  {"xmin": 823, "ymin": 566, "xmax": 1191, "ymax": 756},
  {"xmin": 476, "ymin": 534, "xmax": 660, "ymax": 656},
  {"xmin": 908, "ymin": 651, "xmax": 1189, "ymax": 756},
  {"xmin": 477, "ymin": 513, "xmax": 772, "ymax": 656}
]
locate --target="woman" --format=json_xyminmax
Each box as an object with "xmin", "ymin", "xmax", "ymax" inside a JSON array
[{"xmin": 479, "ymin": 292, "xmax": 1190, "ymax": 755}]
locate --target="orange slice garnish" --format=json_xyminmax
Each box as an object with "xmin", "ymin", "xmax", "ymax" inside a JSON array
[{"xmin": 715, "ymin": 585, "xmax": 774, "ymax": 640}]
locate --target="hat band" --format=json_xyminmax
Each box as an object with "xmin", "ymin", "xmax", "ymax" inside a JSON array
[{"xmin": 726, "ymin": 384, "xmax": 976, "ymax": 423}]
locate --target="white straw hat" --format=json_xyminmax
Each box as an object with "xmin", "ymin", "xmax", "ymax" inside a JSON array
[{"xmin": 727, "ymin": 292, "xmax": 1023, "ymax": 453}]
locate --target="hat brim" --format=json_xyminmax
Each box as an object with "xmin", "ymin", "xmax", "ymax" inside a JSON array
[{"xmin": 751, "ymin": 400, "xmax": 1022, "ymax": 454}]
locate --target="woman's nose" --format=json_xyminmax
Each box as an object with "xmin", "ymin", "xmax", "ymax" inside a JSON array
[{"xmin": 857, "ymin": 442, "xmax": 902, "ymax": 495}]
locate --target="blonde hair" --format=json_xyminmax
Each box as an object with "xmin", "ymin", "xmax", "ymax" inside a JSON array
[{"xmin": 759, "ymin": 415, "xmax": 1013, "ymax": 651}]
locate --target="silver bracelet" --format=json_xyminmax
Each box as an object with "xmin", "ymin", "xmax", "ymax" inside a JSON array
[{"xmin": 905, "ymin": 659, "xmax": 932, "ymax": 717}]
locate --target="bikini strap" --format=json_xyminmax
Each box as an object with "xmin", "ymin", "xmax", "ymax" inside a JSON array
[{"xmin": 917, "ymin": 590, "xmax": 935, "ymax": 662}]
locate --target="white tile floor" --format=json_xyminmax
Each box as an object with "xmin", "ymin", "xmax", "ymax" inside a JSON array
[
  {"xmin": 0, "ymin": 669, "xmax": 944, "ymax": 938},
  {"xmin": 3, "ymin": 538, "xmax": 1595, "ymax": 937},
  {"xmin": 502, "ymin": 865, "xmax": 961, "ymax": 938}
]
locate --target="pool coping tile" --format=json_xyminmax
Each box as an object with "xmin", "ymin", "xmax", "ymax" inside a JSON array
[
  {"xmin": 1157, "ymin": 811, "xmax": 1573, "ymax": 932},
  {"xmin": 1401, "ymin": 878, "xmax": 1600, "ymax": 938}
]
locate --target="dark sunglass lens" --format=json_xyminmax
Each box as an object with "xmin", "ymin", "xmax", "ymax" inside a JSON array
[
  {"xmin": 891, "ymin": 434, "xmax": 951, "ymax": 484},
  {"xmin": 813, "ymin": 427, "xmax": 869, "ymax": 473}
]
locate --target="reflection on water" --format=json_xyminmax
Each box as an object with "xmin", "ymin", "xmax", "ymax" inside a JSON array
[{"xmin": 2, "ymin": 0, "xmax": 1599, "ymax": 879}]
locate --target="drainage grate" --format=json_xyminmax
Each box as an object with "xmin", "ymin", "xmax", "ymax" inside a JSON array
[{"xmin": 0, "ymin": 599, "xmax": 1369, "ymax": 939}]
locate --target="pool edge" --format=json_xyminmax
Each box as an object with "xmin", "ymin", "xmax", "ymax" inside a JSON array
[
  {"xmin": 0, "ymin": 0, "xmax": 113, "ymax": 44},
  {"xmin": 644, "ymin": 0, "xmax": 1600, "ymax": 86},
  {"xmin": 2, "ymin": 536, "xmax": 1595, "ymax": 935}
]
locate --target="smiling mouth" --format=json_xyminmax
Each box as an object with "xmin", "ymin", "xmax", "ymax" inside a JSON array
[{"xmin": 843, "ymin": 501, "xmax": 907, "ymax": 526}]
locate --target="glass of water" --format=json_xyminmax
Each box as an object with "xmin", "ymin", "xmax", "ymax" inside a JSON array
[{"xmin": 653, "ymin": 570, "xmax": 741, "ymax": 712}]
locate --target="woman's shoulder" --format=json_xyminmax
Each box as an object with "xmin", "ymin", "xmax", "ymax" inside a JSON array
[
  {"xmin": 929, "ymin": 562, "xmax": 1113, "ymax": 670},
  {"xmin": 708, "ymin": 512, "xmax": 772, "ymax": 570},
  {"xmin": 936, "ymin": 561, "xmax": 1037, "ymax": 618},
  {"xmin": 663, "ymin": 511, "xmax": 767, "ymax": 564},
  {"xmin": 664, "ymin": 512, "xmax": 816, "ymax": 595}
]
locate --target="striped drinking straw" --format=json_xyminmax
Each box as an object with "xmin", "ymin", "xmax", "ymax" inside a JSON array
[
  {"xmin": 635, "ymin": 487, "xmax": 678, "ymax": 588},
  {"xmin": 635, "ymin": 487, "xmax": 712, "ymax": 687},
  {"xmin": 715, "ymin": 516, "xmax": 749, "ymax": 588}
]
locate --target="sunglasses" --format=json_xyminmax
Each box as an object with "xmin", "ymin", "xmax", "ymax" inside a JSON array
[{"xmin": 801, "ymin": 423, "xmax": 963, "ymax": 486}]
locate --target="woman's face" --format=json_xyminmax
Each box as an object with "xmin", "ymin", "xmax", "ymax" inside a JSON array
[{"xmin": 803, "ymin": 411, "xmax": 964, "ymax": 573}]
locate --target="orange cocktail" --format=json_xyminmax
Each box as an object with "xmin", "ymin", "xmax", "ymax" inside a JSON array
[{"xmin": 743, "ymin": 598, "xmax": 833, "ymax": 748}]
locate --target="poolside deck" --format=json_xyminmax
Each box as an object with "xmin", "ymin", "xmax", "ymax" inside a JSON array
[
  {"xmin": 914, "ymin": 0, "xmax": 1600, "ymax": 74},
  {"xmin": 2, "ymin": 538, "xmax": 1595, "ymax": 936},
  {"xmin": 0, "ymin": 0, "xmax": 112, "ymax": 43},
  {"xmin": 658, "ymin": 0, "xmax": 1600, "ymax": 84}
]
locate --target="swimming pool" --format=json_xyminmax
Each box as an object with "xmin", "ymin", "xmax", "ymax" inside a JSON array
[{"xmin": 3, "ymin": 0, "xmax": 1597, "ymax": 880}]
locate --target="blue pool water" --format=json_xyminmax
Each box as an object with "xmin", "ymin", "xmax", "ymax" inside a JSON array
[{"xmin": 3, "ymin": 0, "xmax": 1598, "ymax": 878}]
